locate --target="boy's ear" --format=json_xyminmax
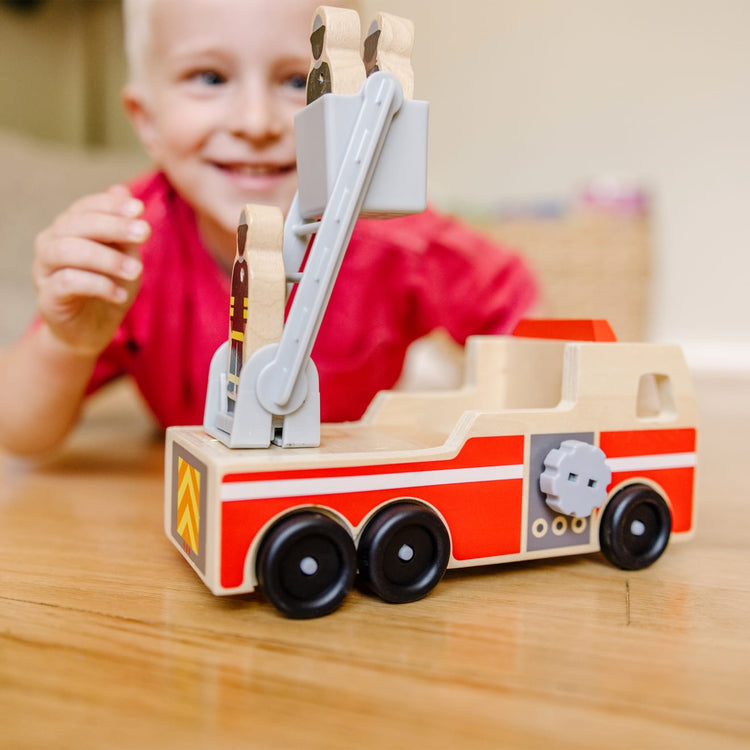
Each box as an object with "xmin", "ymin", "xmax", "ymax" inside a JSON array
[{"xmin": 122, "ymin": 85, "xmax": 159, "ymax": 158}]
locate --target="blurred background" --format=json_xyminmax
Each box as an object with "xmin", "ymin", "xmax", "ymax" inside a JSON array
[{"xmin": 0, "ymin": 0, "xmax": 748, "ymax": 382}]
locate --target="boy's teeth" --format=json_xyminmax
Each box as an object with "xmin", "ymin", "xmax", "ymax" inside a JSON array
[{"xmin": 231, "ymin": 165, "xmax": 279, "ymax": 175}]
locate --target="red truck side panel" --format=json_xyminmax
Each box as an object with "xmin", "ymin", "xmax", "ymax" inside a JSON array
[
  {"xmin": 600, "ymin": 428, "xmax": 696, "ymax": 533},
  {"xmin": 220, "ymin": 435, "xmax": 524, "ymax": 588}
]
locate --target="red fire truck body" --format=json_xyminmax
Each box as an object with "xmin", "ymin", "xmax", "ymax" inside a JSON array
[{"xmin": 165, "ymin": 330, "xmax": 697, "ymax": 617}]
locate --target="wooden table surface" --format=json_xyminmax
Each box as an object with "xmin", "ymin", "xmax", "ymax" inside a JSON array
[{"xmin": 2, "ymin": 380, "xmax": 749, "ymax": 750}]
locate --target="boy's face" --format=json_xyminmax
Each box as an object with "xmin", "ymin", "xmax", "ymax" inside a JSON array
[{"xmin": 125, "ymin": 0, "xmax": 326, "ymax": 259}]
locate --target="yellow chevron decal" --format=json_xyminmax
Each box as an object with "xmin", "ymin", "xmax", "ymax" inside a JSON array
[{"xmin": 177, "ymin": 457, "xmax": 200, "ymax": 554}]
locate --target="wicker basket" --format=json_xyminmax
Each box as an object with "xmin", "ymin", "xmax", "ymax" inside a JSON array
[{"xmin": 466, "ymin": 200, "xmax": 651, "ymax": 343}]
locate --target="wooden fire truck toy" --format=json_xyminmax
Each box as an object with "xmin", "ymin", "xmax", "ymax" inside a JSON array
[
  {"xmin": 164, "ymin": 8, "xmax": 698, "ymax": 618},
  {"xmin": 166, "ymin": 318, "xmax": 697, "ymax": 619}
]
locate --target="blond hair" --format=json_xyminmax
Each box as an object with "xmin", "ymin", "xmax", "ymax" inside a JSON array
[
  {"xmin": 123, "ymin": 0, "xmax": 365, "ymax": 87},
  {"xmin": 122, "ymin": 0, "xmax": 157, "ymax": 92}
]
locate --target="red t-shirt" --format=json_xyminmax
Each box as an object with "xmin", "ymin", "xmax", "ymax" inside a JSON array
[{"xmin": 87, "ymin": 172, "xmax": 537, "ymax": 425}]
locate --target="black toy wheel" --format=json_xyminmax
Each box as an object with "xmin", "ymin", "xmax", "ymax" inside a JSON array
[
  {"xmin": 599, "ymin": 484, "xmax": 672, "ymax": 570},
  {"xmin": 256, "ymin": 512, "xmax": 356, "ymax": 619},
  {"xmin": 358, "ymin": 502, "xmax": 450, "ymax": 603}
]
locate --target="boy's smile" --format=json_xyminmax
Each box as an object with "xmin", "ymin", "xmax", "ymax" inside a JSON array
[
  {"xmin": 123, "ymin": 0, "xmax": 327, "ymax": 266},
  {"xmin": 206, "ymin": 156, "xmax": 297, "ymax": 193}
]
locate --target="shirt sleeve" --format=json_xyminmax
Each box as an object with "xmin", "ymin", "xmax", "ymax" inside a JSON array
[
  {"xmin": 397, "ymin": 207, "xmax": 539, "ymax": 343},
  {"xmin": 21, "ymin": 314, "xmax": 128, "ymax": 396}
]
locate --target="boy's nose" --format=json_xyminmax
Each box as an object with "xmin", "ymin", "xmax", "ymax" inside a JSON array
[{"xmin": 227, "ymin": 83, "xmax": 284, "ymax": 142}]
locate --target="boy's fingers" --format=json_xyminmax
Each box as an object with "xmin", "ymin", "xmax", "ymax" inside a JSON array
[
  {"xmin": 35, "ymin": 236, "xmax": 143, "ymax": 283},
  {"xmin": 40, "ymin": 267, "xmax": 134, "ymax": 306},
  {"xmin": 49, "ymin": 210, "xmax": 150, "ymax": 247},
  {"xmin": 68, "ymin": 187, "xmax": 144, "ymax": 220},
  {"xmin": 106, "ymin": 183, "xmax": 132, "ymax": 199}
]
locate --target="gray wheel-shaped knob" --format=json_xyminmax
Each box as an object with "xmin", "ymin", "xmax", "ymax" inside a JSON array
[{"xmin": 540, "ymin": 440, "xmax": 611, "ymax": 518}]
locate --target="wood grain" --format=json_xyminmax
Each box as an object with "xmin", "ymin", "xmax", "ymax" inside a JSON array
[
  {"xmin": 363, "ymin": 12, "xmax": 415, "ymax": 99},
  {"xmin": 1, "ymin": 378, "xmax": 748, "ymax": 749},
  {"xmin": 307, "ymin": 6, "xmax": 365, "ymax": 104}
]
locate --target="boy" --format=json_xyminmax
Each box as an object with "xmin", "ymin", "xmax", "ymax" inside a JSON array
[{"xmin": 0, "ymin": 0, "xmax": 537, "ymax": 456}]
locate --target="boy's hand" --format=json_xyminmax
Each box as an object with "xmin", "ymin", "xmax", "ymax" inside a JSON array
[{"xmin": 33, "ymin": 185, "xmax": 150, "ymax": 356}]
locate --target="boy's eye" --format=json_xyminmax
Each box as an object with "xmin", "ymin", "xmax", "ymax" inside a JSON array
[
  {"xmin": 191, "ymin": 70, "xmax": 226, "ymax": 86},
  {"xmin": 284, "ymin": 73, "xmax": 307, "ymax": 91}
]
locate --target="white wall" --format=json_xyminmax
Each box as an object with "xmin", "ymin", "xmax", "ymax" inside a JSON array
[{"xmin": 363, "ymin": 0, "xmax": 750, "ymax": 366}]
